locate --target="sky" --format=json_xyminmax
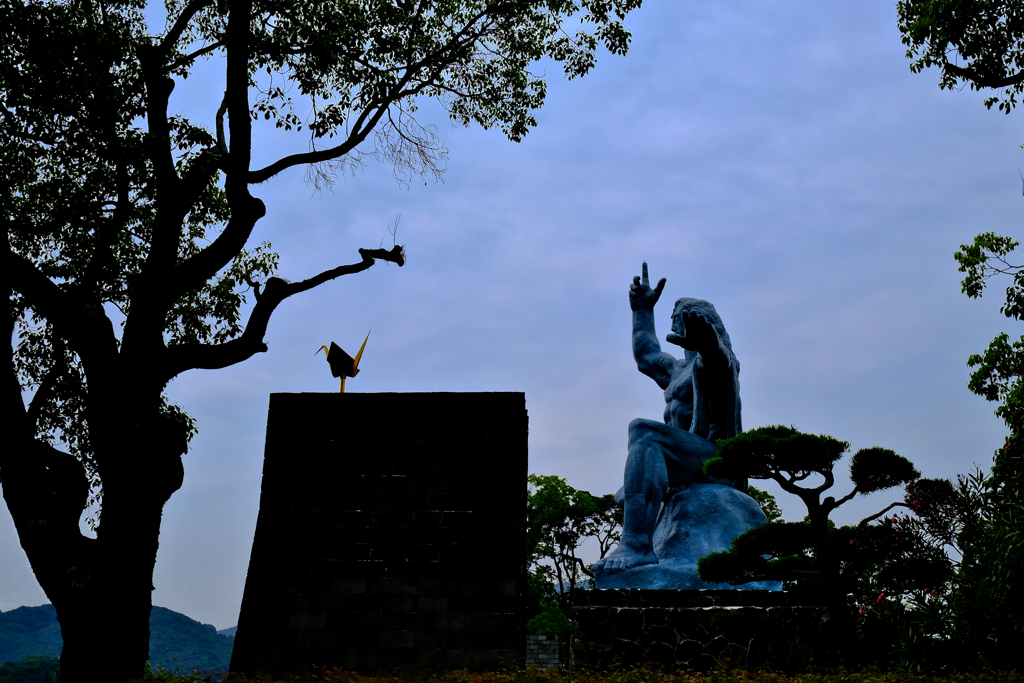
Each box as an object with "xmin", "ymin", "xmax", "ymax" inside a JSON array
[{"xmin": 2, "ymin": 0, "xmax": 1022, "ymax": 631}]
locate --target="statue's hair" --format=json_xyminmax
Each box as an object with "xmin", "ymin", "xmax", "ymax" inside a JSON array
[
  {"xmin": 673, "ymin": 297, "xmax": 742, "ymax": 443},
  {"xmin": 673, "ymin": 298, "xmax": 736, "ymax": 359}
]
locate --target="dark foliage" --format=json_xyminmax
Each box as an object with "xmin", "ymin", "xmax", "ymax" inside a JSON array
[
  {"xmin": 849, "ymin": 447, "xmax": 920, "ymax": 494},
  {"xmin": 0, "ymin": 655, "xmax": 58, "ymax": 683},
  {"xmin": 526, "ymin": 474, "xmax": 622, "ymax": 607},
  {"xmin": 698, "ymin": 427, "xmax": 939, "ymax": 667},
  {"xmin": 703, "ymin": 426, "xmax": 917, "ymax": 533},
  {"xmin": 746, "ymin": 485, "xmax": 783, "ymax": 523},
  {"xmin": 896, "ymin": 3, "xmax": 1024, "ymax": 669},
  {"xmin": 897, "ymin": 0, "xmax": 1024, "ymax": 119},
  {"xmin": 707, "ymin": 426, "xmax": 849, "ymax": 482}
]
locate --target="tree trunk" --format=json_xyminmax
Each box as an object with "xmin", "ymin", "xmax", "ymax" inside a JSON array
[
  {"xmin": 57, "ymin": 591, "xmax": 154, "ymax": 683},
  {"xmin": 2, "ymin": 415, "xmax": 186, "ymax": 683}
]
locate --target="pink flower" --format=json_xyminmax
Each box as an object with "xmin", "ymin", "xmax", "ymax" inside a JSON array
[{"xmin": 876, "ymin": 592, "xmax": 887, "ymax": 604}]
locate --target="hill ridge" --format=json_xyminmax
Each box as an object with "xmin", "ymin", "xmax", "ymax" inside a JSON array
[{"xmin": 0, "ymin": 604, "xmax": 235, "ymax": 674}]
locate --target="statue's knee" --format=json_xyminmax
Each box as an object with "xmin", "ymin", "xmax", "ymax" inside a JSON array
[{"xmin": 627, "ymin": 418, "xmax": 658, "ymax": 445}]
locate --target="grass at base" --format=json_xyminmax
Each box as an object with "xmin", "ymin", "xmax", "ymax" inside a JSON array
[{"xmin": 132, "ymin": 665, "xmax": 1024, "ymax": 683}]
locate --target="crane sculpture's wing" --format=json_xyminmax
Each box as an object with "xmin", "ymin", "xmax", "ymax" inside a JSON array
[{"xmin": 350, "ymin": 331, "xmax": 371, "ymax": 378}]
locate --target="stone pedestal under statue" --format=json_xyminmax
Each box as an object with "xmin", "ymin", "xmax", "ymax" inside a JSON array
[{"xmin": 570, "ymin": 589, "xmax": 831, "ymax": 671}]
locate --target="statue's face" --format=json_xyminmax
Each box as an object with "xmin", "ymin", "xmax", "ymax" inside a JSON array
[
  {"xmin": 667, "ymin": 304, "xmax": 690, "ymax": 347},
  {"xmin": 670, "ymin": 304, "xmax": 689, "ymax": 337}
]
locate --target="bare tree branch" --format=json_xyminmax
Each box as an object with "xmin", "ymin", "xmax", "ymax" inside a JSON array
[
  {"xmin": 163, "ymin": 246, "xmax": 404, "ymax": 378},
  {"xmin": 25, "ymin": 337, "xmax": 68, "ymax": 432},
  {"xmin": 829, "ymin": 486, "xmax": 859, "ymax": 510},
  {"xmin": 246, "ymin": 4, "xmax": 497, "ymax": 187},
  {"xmin": 944, "ymin": 62, "xmax": 1024, "ymax": 89},
  {"xmin": 159, "ymin": 0, "xmax": 216, "ymax": 58},
  {"xmin": 565, "ymin": 553, "xmax": 594, "ymax": 578},
  {"xmin": 5, "ymin": 227, "xmax": 32, "ymax": 443},
  {"xmin": 225, "ymin": 0, "xmax": 254, "ymax": 182},
  {"xmin": 216, "ymin": 91, "xmax": 228, "ymax": 154},
  {"xmin": 810, "ymin": 469, "xmax": 836, "ymax": 495},
  {"xmin": 248, "ymin": 105, "xmax": 387, "ymax": 184},
  {"xmin": 166, "ymin": 40, "xmax": 225, "ymax": 72},
  {"xmin": 6, "ymin": 245, "xmax": 119, "ymax": 374},
  {"xmin": 82, "ymin": 150, "xmax": 132, "ymax": 297},
  {"xmin": 859, "ymin": 501, "xmax": 911, "ymax": 526}
]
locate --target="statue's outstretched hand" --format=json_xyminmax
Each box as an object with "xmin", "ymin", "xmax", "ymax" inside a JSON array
[{"xmin": 629, "ymin": 262, "xmax": 666, "ymax": 312}]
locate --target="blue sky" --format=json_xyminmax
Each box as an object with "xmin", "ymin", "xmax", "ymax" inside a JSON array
[{"xmin": 2, "ymin": 0, "xmax": 1021, "ymax": 630}]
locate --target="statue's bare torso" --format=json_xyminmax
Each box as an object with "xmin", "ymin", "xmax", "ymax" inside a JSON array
[{"xmin": 663, "ymin": 357, "xmax": 695, "ymax": 431}]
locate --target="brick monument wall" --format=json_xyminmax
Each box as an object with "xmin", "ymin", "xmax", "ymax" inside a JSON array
[{"xmin": 230, "ymin": 392, "xmax": 528, "ymax": 676}]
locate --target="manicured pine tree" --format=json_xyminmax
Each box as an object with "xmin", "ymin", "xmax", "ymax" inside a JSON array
[{"xmin": 697, "ymin": 425, "xmax": 922, "ymax": 603}]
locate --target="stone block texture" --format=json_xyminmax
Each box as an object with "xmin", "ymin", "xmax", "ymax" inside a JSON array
[
  {"xmin": 570, "ymin": 589, "xmax": 830, "ymax": 672},
  {"xmin": 525, "ymin": 635, "xmax": 559, "ymax": 670},
  {"xmin": 230, "ymin": 393, "xmax": 528, "ymax": 676}
]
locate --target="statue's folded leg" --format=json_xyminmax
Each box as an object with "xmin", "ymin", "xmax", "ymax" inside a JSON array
[
  {"xmin": 597, "ymin": 419, "xmax": 716, "ymax": 573},
  {"xmin": 629, "ymin": 419, "xmax": 717, "ymax": 485}
]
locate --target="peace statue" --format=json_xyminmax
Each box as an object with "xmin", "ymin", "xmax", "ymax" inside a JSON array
[{"xmin": 594, "ymin": 263, "xmax": 777, "ymax": 590}]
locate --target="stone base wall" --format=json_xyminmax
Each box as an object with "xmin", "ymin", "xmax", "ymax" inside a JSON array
[
  {"xmin": 525, "ymin": 635, "xmax": 559, "ymax": 670},
  {"xmin": 570, "ymin": 589, "xmax": 831, "ymax": 672},
  {"xmin": 230, "ymin": 392, "xmax": 528, "ymax": 677}
]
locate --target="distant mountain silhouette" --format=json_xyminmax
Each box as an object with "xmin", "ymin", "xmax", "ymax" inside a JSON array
[
  {"xmin": 0, "ymin": 606, "xmax": 61, "ymax": 664},
  {"xmin": 0, "ymin": 605, "xmax": 235, "ymax": 675}
]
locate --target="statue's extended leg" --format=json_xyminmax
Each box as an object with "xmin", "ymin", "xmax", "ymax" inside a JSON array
[{"xmin": 595, "ymin": 419, "xmax": 669, "ymax": 572}]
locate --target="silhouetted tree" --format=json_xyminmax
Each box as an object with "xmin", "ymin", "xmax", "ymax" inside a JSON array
[
  {"xmin": 899, "ymin": 3, "xmax": 1024, "ymax": 663},
  {"xmin": 2, "ymin": 0, "xmax": 643, "ymax": 679},
  {"xmin": 527, "ymin": 474, "xmax": 622, "ymax": 602}
]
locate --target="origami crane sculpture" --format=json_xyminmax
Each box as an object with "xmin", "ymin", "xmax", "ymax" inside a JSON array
[{"xmin": 316, "ymin": 331, "xmax": 370, "ymax": 392}]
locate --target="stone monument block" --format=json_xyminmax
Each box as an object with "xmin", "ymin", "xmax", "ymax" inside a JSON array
[{"xmin": 230, "ymin": 392, "xmax": 528, "ymax": 676}]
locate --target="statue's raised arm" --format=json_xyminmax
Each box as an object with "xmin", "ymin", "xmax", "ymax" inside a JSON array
[{"xmin": 630, "ymin": 262, "xmax": 674, "ymax": 389}]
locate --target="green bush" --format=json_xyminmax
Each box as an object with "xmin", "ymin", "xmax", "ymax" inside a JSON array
[
  {"xmin": 0, "ymin": 656, "xmax": 58, "ymax": 683},
  {"xmin": 526, "ymin": 601, "xmax": 571, "ymax": 641}
]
